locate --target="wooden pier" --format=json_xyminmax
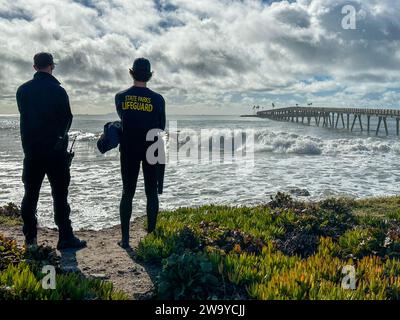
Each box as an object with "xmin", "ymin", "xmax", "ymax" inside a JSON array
[{"xmin": 249, "ymin": 107, "xmax": 400, "ymax": 136}]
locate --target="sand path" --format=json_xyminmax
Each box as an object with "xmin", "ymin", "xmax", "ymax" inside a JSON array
[{"xmin": 0, "ymin": 217, "xmax": 159, "ymax": 299}]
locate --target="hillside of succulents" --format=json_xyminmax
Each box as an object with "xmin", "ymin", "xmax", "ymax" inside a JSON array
[
  {"xmin": 2, "ymin": 194, "xmax": 400, "ymax": 300},
  {"xmin": 137, "ymin": 193, "xmax": 400, "ymax": 300}
]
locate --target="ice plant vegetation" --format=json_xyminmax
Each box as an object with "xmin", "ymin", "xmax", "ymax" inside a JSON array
[
  {"xmin": 2, "ymin": 195, "xmax": 400, "ymax": 300},
  {"xmin": 137, "ymin": 193, "xmax": 400, "ymax": 300}
]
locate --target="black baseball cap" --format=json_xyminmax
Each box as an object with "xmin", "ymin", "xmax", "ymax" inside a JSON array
[
  {"xmin": 130, "ymin": 57, "xmax": 152, "ymax": 82},
  {"xmin": 132, "ymin": 57, "xmax": 151, "ymax": 73},
  {"xmin": 34, "ymin": 52, "xmax": 55, "ymax": 69}
]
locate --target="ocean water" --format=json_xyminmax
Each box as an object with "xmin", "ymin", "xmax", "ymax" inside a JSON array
[{"xmin": 1, "ymin": 113, "xmax": 400, "ymax": 230}]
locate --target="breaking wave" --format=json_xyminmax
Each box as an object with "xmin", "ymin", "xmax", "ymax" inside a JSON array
[
  {"xmin": 167, "ymin": 127, "xmax": 400, "ymax": 156},
  {"xmin": 69, "ymin": 131, "xmax": 100, "ymax": 141},
  {"xmin": 0, "ymin": 119, "xmax": 19, "ymax": 130},
  {"xmin": 254, "ymin": 129, "xmax": 400, "ymax": 156}
]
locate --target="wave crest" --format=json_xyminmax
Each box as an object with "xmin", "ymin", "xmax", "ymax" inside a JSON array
[
  {"xmin": 69, "ymin": 131, "xmax": 100, "ymax": 141},
  {"xmin": 255, "ymin": 130, "xmax": 399, "ymax": 156}
]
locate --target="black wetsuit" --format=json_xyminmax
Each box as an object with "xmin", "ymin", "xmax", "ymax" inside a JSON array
[
  {"xmin": 16, "ymin": 72, "xmax": 73, "ymax": 242},
  {"xmin": 115, "ymin": 86, "xmax": 166, "ymax": 237}
]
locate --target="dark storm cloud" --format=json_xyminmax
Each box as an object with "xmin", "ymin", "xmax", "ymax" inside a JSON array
[
  {"xmin": 0, "ymin": 0, "xmax": 399, "ymax": 114},
  {"xmin": 275, "ymin": 6, "xmax": 311, "ymax": 28}
]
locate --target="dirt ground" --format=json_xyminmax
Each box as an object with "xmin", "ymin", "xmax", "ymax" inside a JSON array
[{"xmin": 0, "ymin": 217, "xmax": 160, "ymax": 300}]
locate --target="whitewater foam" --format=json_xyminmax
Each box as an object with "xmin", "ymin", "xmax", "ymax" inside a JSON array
[
  {"xmin": 253, "ymin": 129, "xmax": 399, "ymax": 156},
  {"xmin": 69, "ymin": 131, "xmax": 100, "ymax": 141}
]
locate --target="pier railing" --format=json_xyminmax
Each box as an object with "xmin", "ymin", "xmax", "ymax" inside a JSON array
[
  {"xmin": 251, "ymin": 107, "xmax": 400, "ymax": 136},
  {"xmin": 257, "ymin": 107, "xmax": 400, "ymax": 117}
]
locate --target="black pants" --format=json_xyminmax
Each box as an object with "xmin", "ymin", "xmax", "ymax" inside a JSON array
[
  {"xmin": 120, "ymin": 150, "xmax": 159, "ymax": 238},
  {"xmin": 21, "ymin": 152, "xmax": 73, "ymax": 241}
]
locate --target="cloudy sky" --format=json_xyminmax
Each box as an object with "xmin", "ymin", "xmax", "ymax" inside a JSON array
[{"xmin": 0, "ymin": 0, "xmax": 399, "ymax": 115}]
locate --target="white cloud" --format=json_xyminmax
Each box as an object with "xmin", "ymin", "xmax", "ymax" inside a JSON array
[{"xmin": 0, "ymin": 0, "xmax": 399, "ymax": 115}]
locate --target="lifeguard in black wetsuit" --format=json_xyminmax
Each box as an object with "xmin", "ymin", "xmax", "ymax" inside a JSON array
[{"xmin": 115, "ymin": 58, "xmax": 166, "ymax": 248}]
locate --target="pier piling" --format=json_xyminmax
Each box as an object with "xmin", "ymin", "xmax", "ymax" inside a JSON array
[{"xmin": 245, "ymin": 107, "xmax": 400, "ymax": 137}]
